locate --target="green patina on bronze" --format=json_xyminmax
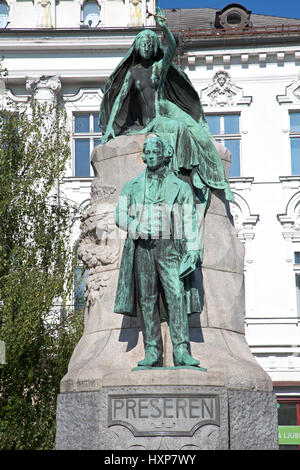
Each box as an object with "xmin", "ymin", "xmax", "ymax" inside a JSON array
[
  {"xmin": 114, "ymin": 136, "xmax": 202, "ymax": 368},
  {"xmin": 100, "ymin": 9, "xmax": 234, "ymax": 369},
  {"xmin": 99, "ymin": 9, "xmax": 234, "ymax": 205}
]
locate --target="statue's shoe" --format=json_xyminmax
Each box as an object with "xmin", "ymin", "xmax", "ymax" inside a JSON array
[
  {"xmin": 138, "ymin": 348, "xmax": 163, "ymax": 368},
  {"xmin": 173, "ymin": 346, "xmax": 200, "ymax": 367}
]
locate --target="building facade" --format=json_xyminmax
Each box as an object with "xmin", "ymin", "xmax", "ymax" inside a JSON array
[{"xmin": 1, "ymin": 0, "xmax": 300, "ymax": 448}]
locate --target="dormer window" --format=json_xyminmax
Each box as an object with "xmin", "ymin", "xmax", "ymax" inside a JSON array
[
  {"xmin": 82, "ymin": 0, "xmax": 101, "ymax": 28},
  {"xmin": 0, "ymin": 1, "xmax": 9, "ymax": 29},
  {"xmin": 215, "ymin": 3, "xmax": 251, "ymax": 30},
  {"xmin": 226, "ymin": 12, "xmax": 242, "ymax": 25}
]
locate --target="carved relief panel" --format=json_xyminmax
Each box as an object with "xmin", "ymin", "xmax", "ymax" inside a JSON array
[{"xmin": 201, "ymin": 71, "xmax": 252, "ymax": 107}]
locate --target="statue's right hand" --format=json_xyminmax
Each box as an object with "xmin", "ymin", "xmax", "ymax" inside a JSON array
[
  {"xmin": 102, "ymin": 128, "xmax": 116, "ymax": 143},
  {"xmin": 136, "ymin": 222, "xmax": 151, "ymax": 239},
  {"xmin": 155, "ymin": 7, "xmax": 166, "ymax": 28}
]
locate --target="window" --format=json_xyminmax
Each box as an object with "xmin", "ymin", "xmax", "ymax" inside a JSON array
[
  {"xmin": 294, "ymin": 252, "xmax": 300, "ymax": 316},
  {"xmin": 295, "ymin": 252, "xmax": 300, "ymax": 264},
  {"xmin": 290, "ymin": 112, "xmax": 300, "ymax": 175},
  {"xmin": 215, "ymin": 4, "xmax": 251, "ymax": 31},
  {"xmin": 82, "ymin": 0, "xmax": 100, "ymax": 27},
  {"xmin": 227, "ymin": 13, "xmax": 242, "ymax": 25},
  {"xmin": 277, "ymin": 399, "xmax": 300, "ymax": 450},
  {"xmin": 296, "ymin": 273, "xmax": 300, "ymax": 316},
  {"xmin": 206, "ymin": 113, "xmax": 241, "ymax": 177},
  {"xmin": 73, "ymin": 112, "xmax": 102, "ymax": 177},
  {"xmin": 0, "ymin": 1, "xmax": 9, "ymax": 29}
]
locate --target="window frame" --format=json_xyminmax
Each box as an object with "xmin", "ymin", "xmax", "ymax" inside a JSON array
[
  {"xmin": 289, "ymin": 111, "xmax": 300, "ymax": 176},
  {"xmin": 72, "ymin": 111, "xmax": 102, "ymax": 178},
  {"xmin": 205, "ymin": 112, "xmax": 242, "ymax": 177},
  {"xmin": 81, "ymin": 0, "xmax": 101, "ymax": 28},
  {"xmin": 293, "ymin": 251, "xmax": 300, "ymax": 317},
  {"xmin": 0, "ymin": 0, "xmax": 9, "ymax": 29},
  {"xmin": 277, "ymin": 397, "xmax": 300, "ymax": 450}
]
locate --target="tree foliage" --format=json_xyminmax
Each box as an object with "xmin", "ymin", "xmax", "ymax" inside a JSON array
[{"xmin": 0, "ymin": 67, "xmax": 84, "ymax": 449}]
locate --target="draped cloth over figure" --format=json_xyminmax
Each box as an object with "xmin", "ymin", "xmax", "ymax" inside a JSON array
[{"xmin": 99, "ymin": 32, "xmax": 234, "ymax": 203}]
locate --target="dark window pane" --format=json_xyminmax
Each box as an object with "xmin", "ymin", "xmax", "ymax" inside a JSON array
[
  {"xmin": 291, "ymin": 138, "xmax": 300, "ymax": 174},
  {"xmin": 227, "ymin": 13, "xmax": 241, "ymax": 24},
  {"xmin": 0, "ymin": 2, "xmax": 9, "ymax": 14},
  {"xmin": 75, "ymin": 114, "xmax": 90, "ymax": 133},
  {"xmin": 226, "ymin": 139, "xmax": 240, "ymax": 177},
  {"xmin": 290, "ymin": 113, "xmax": 300, "ymax": 132},
  {"xmin": 278, "ymin": 403, "xmax": 298, "ymax": 426},
  {"xmin": 296, "ymin": 273, "xmax": 300, "ymax": 315},
  {"xmin": 75, "ymin": 139, "xmax": 90, "ymax": 177},
  {"xmin": 93, "ymin": 113, "xmax": 100, "ymax": 133},
  {"xmin": 279, "ymin": 445, "xmax": 299, "ymax": 450},
  {"xmin": 294, "ymin": 252, "xmax": 300, "ymax": 264},
  {"xmin": 224, "ymin": 114, "xmax": 239, "ymax": 134},
  {"xmin": 0, "ymin": 2, "xmax": 9, "ymax": 28},
  {"xmin": 93, "ymin": 138, "xmax": 101, "ymax": 148},
  {"xmin": 206, "ymin": 115, "xmax": 220, "ymax": 135}
]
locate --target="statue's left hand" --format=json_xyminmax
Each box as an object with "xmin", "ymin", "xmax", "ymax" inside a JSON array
[
  {"xmin": 185, "ymin": 250, "xmax": 200, "ymax": 267},
  {"xmin": 179, "ymin": 250, "xmax": 200, "ymax": 278}
]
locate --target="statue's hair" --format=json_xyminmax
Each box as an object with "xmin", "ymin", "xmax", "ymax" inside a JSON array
[
  {"xmin": 134, "ymin": 29, "xmax": 160, "ymax": 58},
  {"xmin": 143, "ymin": 136, "xmax": 173, "ymax": 164}
]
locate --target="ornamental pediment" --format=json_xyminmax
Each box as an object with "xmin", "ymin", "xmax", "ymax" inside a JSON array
[
  {"xmin": 277, "ymin": 74, "xmax": 300, "ymax": 104},
  {"xmin": 63, "ymin": 88, "xmax": 103, "ymax": 105}
]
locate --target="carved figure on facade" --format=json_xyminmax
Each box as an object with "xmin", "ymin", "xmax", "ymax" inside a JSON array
[
  {"xmin": 37, "ymin": 0, "xmax": 52, "ymax": 28},
  {"xmin": 201, "ymin": 70, "xmax": 252, "ymax": 107},
  {"xmin": 129, "ymin": 0, "xmax": 143, "ymax": 26}
]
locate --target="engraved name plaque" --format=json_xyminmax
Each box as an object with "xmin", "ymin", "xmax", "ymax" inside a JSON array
[{"xmin": 108, "ymin": 393, "xmax": 220, "ymax": 437}]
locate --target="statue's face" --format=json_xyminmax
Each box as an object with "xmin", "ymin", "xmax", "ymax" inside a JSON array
[
  {"xmin": 217, "ymin": 75, "xmax": 226, "ymax": 86},
  {"xmin": 138, "ymin": 34, "xmax": 155, "ymax": 60},
  {"xmin": 143, "ymin": 139, "xmax": 165, "ymax": 171}
]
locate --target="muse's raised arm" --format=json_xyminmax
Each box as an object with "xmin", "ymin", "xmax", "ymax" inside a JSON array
[{"xmin": 155, "ymin": 8, "xmax": 176, "ymax": 83}]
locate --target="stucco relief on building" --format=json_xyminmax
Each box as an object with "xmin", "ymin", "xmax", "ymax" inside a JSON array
[
  {"xmin": 277, "ymin": 73, "xmax": 300, "ymax": 104},
  {"xmin": 229, "ymin": 192, "xmax": 259, "ymax": 244},
  {"xmin": 278, "ymin": 190, "xmax": 300, "ymax": 241},
  {"xmin": 200, "ymin": 70, "xmax": 252, "ymax": 107}
]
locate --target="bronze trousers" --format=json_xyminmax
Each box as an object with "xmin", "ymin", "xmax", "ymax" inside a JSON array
[{"xmin": 134, "ymin": 238, "xmax": 190, "ymax": 357}]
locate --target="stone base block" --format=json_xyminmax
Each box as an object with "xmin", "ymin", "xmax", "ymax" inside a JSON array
[{"xmin": 55, "ymin": 384, "xmax": 278, "ymax": 450}]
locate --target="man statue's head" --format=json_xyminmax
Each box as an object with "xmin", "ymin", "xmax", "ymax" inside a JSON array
[{"xmin": 142, "ymin": 136, "xmax": 173, "ymax": 171}]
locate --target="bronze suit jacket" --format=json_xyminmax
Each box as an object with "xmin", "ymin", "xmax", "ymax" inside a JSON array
[{"xmin": 114, "ymin": 169, "xmax": 203, "ymax": 318}]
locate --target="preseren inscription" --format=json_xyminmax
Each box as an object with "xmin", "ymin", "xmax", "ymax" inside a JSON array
[{"xmin": 108, "ymin": 394, "xmax": 220, "ymax": 436}]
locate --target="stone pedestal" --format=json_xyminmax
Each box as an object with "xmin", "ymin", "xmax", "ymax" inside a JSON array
[{"xmin": 55, "ymin": 135, "xmax": 279, "ymax": 450}]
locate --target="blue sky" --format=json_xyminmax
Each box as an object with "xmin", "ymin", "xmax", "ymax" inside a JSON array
[{"xmin": 157, "ymin": 1, "xmax": 300, "ymax": 20}]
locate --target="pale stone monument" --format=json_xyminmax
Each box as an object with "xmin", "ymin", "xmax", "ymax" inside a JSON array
[
  {"xmin": 55, "ymin": 135, "xmax": 278, "ymax": 450},
  {"xmin": 55, "ymin": 10, "xmax": 278, "ymax": 450}
]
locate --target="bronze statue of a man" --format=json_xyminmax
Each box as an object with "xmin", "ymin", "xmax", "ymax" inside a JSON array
[{"xmin": 114, "ymin": 136, "xmax": 202, "ymax": 368}]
